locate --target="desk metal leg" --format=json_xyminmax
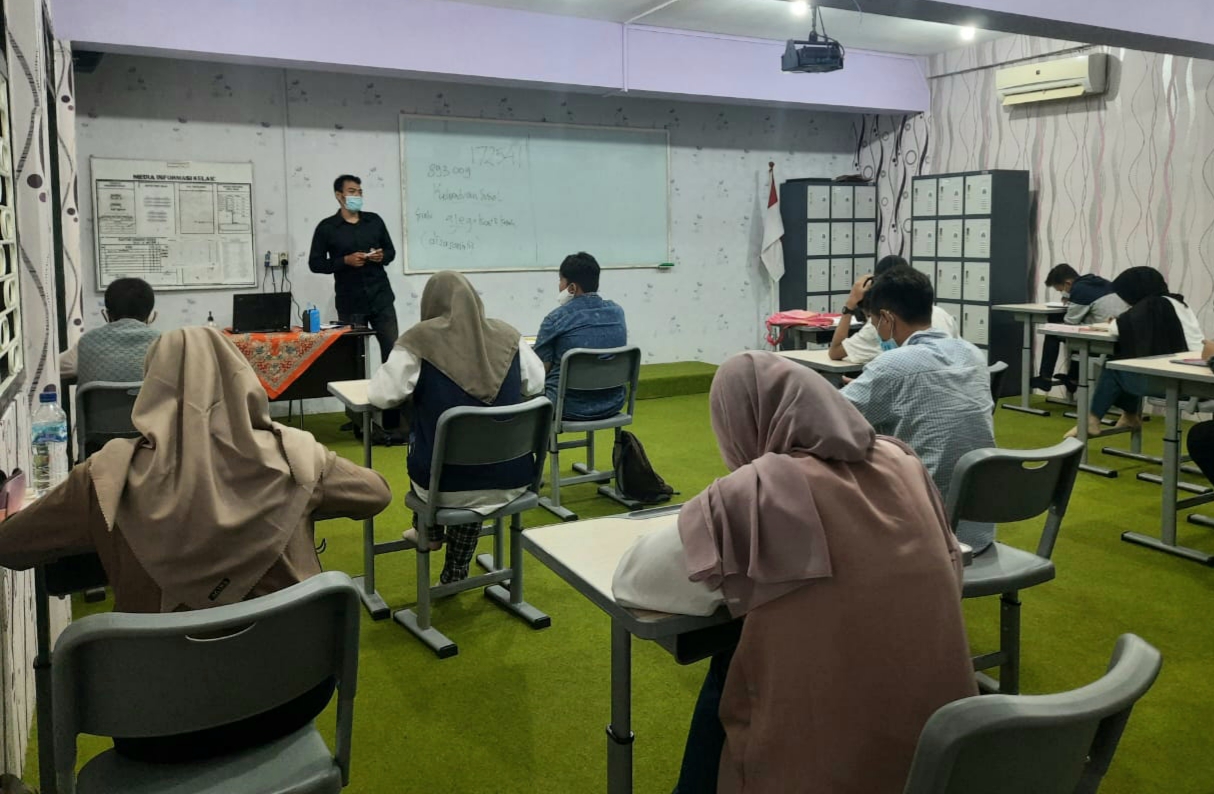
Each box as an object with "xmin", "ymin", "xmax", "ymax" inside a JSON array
[
  {"xmin": 352, "ymin": 410, "xmax": 390, "ymax": 619},
  {"xmin": 34, "ymin": 568, "xmax": 57, "ymax": 794},
  {"xmin": 1003, "ymin": 315, "xmax": 1049, "ymax": 416},
  {"xmin": 607, "ymin": 620, "xmax": 634, "ymax": 794},
  {"xmin": 1076, "ymin": 345, "xmax": 1117, "ymax": 478},
  {"xmin": 1123, "ymin": 384, "xmax": 1214, "ymax": 564}
]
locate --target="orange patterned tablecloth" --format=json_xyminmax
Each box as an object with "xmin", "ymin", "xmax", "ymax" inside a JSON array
[{"xmin": 226, "ymin": 328, "xmax": 350, "ymax": 399}]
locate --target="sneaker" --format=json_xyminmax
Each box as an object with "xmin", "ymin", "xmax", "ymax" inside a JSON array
[{"xmin": 1030, "ymin": 376, "xmax": 1056, "ymax": 392}]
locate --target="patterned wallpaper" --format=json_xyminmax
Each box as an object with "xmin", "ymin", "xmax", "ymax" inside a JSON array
[
  {"xmin": 73, "ymin": 55, "xmax": 862, "ymax": 368},
  {"xmin": 865, "ymin": 34, "xmax": 1214, "ymax": 334},
  {"xmin": 0, "ymin": 2, "xmax": 74, "ymax": 774}
]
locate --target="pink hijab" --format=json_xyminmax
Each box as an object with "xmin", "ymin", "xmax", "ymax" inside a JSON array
[{"xmin": 678, "ymin": 351, "xmax": 877, "ymax": 617}]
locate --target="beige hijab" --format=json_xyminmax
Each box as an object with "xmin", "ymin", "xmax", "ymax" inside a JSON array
[
  {"xmin": 88, "ymin": 326, "xmax": 326, "ymax": 612},
  {"xmin": 679, "ymin": 351, "xmax": 882, "ymax": 616},
  {"xmin": 397, "ymin": 271, "xmax": 520, "ymax": 403}
]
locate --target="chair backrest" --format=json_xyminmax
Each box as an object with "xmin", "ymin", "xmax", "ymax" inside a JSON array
[
  {"xmin": 945, "ymin": 438, "xmax": 1083, "ymax": 559},
  {"xmin": 422, "ymin": 397, "xmax": 554, "ymax": 518},
  {"xmin": 52, "ymin": 571, "xmax": 361, "ymax": 793},
  {"xmin": 987, "ymin": 361, "xmax": 1009, "ymax": 412},
  {"xmin": 74, "ymin": 380, "xmax": 142, "ymax": 460},
  {"xmin": 903, "ymin": 634, "xmax": 1162, "ymax": 794},
  {"xmin": 554, "ymin": 346, "xmax": 641, "ymax": 422}
]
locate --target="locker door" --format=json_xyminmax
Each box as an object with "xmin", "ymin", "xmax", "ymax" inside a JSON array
[
  {"xmin": 807, "ymin": 185, "xmax": 831, "ymax": 219},
  {"xmin": 962, "ymin": 304, "xmax": 990, "ymax": 346},
  {"xmin": 807, "ymin": 223, "xmax": 831, "ymax": 256},
  {"xmin": 830, "ymin": 185, "xmax": 854, "ymax": 219},
  {"xmin": 853, "ymin": 223, "xmax": 876, "ymax": 256},
  {"xmin": 936, "ymin": 261, "xmax": 962, "ymax": 301},
  {"xmin": 854, "ymin": 185, "xmax": 876, "ymax": 219},
  {"xmin": 806, "ymin": 294, "xmax": 831, "ymax": 314},
  {"xmin": 963, "ymin": 262, "xmax": 990, "ymax": 303},
  {"xmin": 806, "ymin": 259, "xmax": 830, "ymax": 293},
  {"xmin": 830, "ymin": 259, "xmax": 854, "ymax": 293},
  {"xmin": 912, "ymin": 261, "xmax": 936, "ymax": 289},
  {"xmin": 830, "ymin": 222, "xmax": 854, "ymax": 255},
  {"xmin": 912, "ymin": 222, "xmax": 937, "ymax": 259}
]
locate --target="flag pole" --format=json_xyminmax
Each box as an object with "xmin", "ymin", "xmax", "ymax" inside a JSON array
[{"xmin": 768, "ymin": 162, "xmax": 780, "ymax": 319}]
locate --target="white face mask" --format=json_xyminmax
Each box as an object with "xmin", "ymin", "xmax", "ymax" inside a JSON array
[{"xmin": 557, "ymin": 288, "xmax": 575, "ymax": 306}]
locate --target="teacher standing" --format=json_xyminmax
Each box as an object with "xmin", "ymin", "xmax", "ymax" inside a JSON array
[{"xmin": 309, "ymin": 173, "xmax": 403, "ymax": 442}]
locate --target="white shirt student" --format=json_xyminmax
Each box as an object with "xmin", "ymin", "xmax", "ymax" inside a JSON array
[{"xmin": 829, "ymin": 258, "xmax": 958, "ymax": 364}]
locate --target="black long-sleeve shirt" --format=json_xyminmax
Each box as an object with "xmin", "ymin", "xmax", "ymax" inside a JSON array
[{"xmin": 308, "ymin": 211, "xmax": 397, "ymax": 316}]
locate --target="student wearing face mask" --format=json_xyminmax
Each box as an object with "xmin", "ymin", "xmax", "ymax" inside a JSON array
[
  {"xmin": 309, "ymin": 174, "xmax": 403, "ymax": 443},
  {"xmin": 1033, "ymin": 263, "xmax": 1128, "ymax": 393},
  {"xmin": 532, "ymin": 252, "xmax": 628, "ymax": 420},
  {"xmin": 60, "ymin": 277, "xmax": 160, "ymax": 391},
  {"xmin": 841, "ymin": 266, "xmax": 996, "ymax": 552}
]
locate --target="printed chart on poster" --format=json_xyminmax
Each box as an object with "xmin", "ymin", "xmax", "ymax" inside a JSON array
[{"xmin": 91, "ymin": 158, "xmax": 256, "ymax": 291}]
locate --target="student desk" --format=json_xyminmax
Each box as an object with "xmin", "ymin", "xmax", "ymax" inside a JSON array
[
  {"xmin": 992, "ymin": 303, "xmax": 1065, "ymax": 416},
  {"xmin": 787, "ymin": 317, "xmax": 860, "ymax": 349},
  {"xmin": 327, "ymin": 379, "xmax": 408, "ymax": 618},
  {"xmin": 522, "ymin": 507, "xmax": 739, "ymax": 794},
  {"xmin": 1037, "ymin": 325, "xmax": 1123, "ymax": 477},
  {"xmin": 774, "ymin": 348, "xmax": 865, "ymax": 376},
  {"xmin": 1106, "ymin": 355, "xmax": 1214, "ymax": 565}
]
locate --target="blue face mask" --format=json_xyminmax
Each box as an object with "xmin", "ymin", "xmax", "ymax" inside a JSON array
[
  {"xmin": 344, "ymin": 195, "xmax": 363, "ymax": 212},
  {"xmin": 880, "ymin": 337, "xmax": 898, "ymax": 352}
]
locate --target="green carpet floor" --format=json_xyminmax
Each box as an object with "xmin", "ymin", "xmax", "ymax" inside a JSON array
[
  {"xmin": 25, "ymin": 392, "xmax": 1214, "ymax": 793},
  {"xmin": 636, "ymin": 362, "xmax": 717, "ymax": 400}
]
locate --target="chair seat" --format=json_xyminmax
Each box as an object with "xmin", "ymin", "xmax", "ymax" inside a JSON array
[
  {"xmin": 404, "ymin": 490, "xmax": 540, "ymax": 528},
  {"xmin": 76, "ymin": 724, "xmax": 341, "ymax": 794},
  {"xmin": 962, "ymin": 542, "xmax": 1056, "ymax": 599},
  {"xmin": 559, "ymin": 413, "xmax": 633, "ymax": 433}
]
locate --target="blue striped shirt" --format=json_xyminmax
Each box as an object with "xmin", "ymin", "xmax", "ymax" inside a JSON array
[{"xmin": 842, "ymin": 329, "xmax": 996, "ymax": 551}]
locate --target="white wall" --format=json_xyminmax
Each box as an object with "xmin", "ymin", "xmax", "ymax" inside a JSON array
[{"xmin": 75, "ymin": 55, "xmax": 861, "ymax": 372}]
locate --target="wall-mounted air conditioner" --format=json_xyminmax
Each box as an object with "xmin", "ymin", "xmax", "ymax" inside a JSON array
[{"xmin": 995, "ymin": 53, "xmax": 1109, "ymax": 106}]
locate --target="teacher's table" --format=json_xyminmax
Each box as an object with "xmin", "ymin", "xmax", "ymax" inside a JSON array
[
  {"xmin": 227, "ymin": 327, "xmax": 374, "ymax": 402},
  {"xmin": 523, "ymin": 507, "xmax": 739, "ymax": 794},
  {"xmin": 1107, "ymin": 354, "xmax": 1214, "ymax": 565},
  {"xmin": 992, "ymin": 303, "xmax": 1065, "ymax": 417},
  {"xmin": 775, "ymin": 348, "xmax": 866, "ymax": 376},
  {"xmin": 327, "ymin": 378, "xmax": 409, "ymax": 618},
  {"xmin": 1037, "ymin": 324, "xmax": 1128, "ymax": 478}
]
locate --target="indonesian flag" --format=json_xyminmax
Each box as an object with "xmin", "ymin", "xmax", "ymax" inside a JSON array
[{"xmin": 760, "ymin": 162, "xmax": 785, "ymax": 282}]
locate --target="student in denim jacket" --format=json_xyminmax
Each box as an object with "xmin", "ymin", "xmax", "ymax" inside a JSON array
[{"xmin": 533, "ymin": 252, "xmax": 628, "ymax": 420}]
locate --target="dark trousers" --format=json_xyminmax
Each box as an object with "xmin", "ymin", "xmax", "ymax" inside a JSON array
[
  {"xmin": 1090, "ymin": 369, "xmax": 1154, "ymax": 418},
  {"xmin": 113, "ymin": 678, "xmax": 335, "ymax": 763},
  {"xmin": 340, "ymin": 305, "xmax": 400, "ymax": 430},
  {"xmin": 674, "ymin": 647, "xmax": 735, "ymax": 794},
  {"xmin": 1038, "ymin": 312, "xmax": 1080, "ymax": 381},
  {"xmin": 1187, "ymin": 421, "xmax": 1214, "ymax": 482}
]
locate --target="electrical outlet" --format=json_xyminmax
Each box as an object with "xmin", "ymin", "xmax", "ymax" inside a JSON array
[{"xmin": 278, "ymin": 251, "xmax": 289, "ymax": 268}]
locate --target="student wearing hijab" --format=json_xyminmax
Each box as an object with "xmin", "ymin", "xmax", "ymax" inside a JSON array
[
  {"xmin": 612, "ymin": 352, "xmax": 977, "ymax": 794},
  {"xmin": 368, "ymin": 271, "xmax": 546, "ymax": 584},
  {"xmin": 1069, "ymin": 266, "xmax": 1214, "ymax": 438},
  {"xmin": 0, "ymin": 326, "xmax": 392, "ymax": 760}
]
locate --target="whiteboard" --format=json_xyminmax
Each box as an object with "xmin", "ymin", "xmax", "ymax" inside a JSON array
[
  {"xmin": 91, "ymin": 158, "xmax": 256, "ymax": 291},
  {"xmin": 400, "ymin": 115, "xmax": 669, "ymax": 272}
]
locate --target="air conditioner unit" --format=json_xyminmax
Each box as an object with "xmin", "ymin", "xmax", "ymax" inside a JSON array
[{"xmin": 995, "ymin": 53, "xmax": 1109, "ymax": 106}]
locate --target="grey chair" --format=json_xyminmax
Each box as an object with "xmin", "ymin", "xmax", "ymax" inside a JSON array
[
  {"xmin": 539, "ymin": 346, "xmax": 642, "ymax": 521},
  {"xmin": 987, "ymin": 361, "xmax": 1008, "ymax": 414},
  {"xmin": 51, "ymin": 571, "xmax": 361, "ymax": 794},
  {"xmin": 74, "ymin": 380, "xmax": 141, "ymax": 461},
  {"xmin": 903, "ymin": 633, "xmax": 1162, "ymax": 794},
  {"xmin": 397, "ymin": 396, "xmax": 553, "ymax": 658},
  {"xmin": 946, "ymin": 438, "xmax": 1084, "ymax": 694}
]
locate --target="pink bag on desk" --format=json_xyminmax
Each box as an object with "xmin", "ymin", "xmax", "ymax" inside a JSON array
[{"xmin": 765, "ymin": 310, "xmax": 840, "ymax": 347}]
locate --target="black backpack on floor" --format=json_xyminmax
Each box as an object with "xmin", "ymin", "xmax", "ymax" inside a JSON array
[{"xmin": 613, "ymin": 430, "xmax": 676, "ymax": 505}]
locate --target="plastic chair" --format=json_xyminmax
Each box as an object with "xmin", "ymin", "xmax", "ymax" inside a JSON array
[
  {"xmin": 987, "ymin": 361, "xmax": 1008, "ymax": 414},
  {"xmin": 397, "ymin": 396, "xmax": 554, "ymax": 658},
  {"xmin": 51, "ymin": 571, "xmax": 361, "ymax": 794},
  {"xmin": 946, "ymin": 438, "xmax": 1084, "ymax": 694},
  {"xmin": 539, "ymin": 346, "xmax": 642, "ymax": 521},
  {"xmin": 903, "ymin": 633, "xmax": 1162, "ymax": 794},
  {"xmin": 74, "ymin": 380, "xmax": 141, "ymax": 461}
]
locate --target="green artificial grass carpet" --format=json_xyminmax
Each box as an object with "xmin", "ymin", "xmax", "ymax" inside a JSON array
[
  {"xmin": 24, "ymin": 392, "xmax": 1214, "ymax": 793},
  {"xmin": 636, "ymin": 362, "xmax": 717, "ymax": 400}
]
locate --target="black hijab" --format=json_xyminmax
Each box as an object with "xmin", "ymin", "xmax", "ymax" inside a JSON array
[
  {"xmin": 1112, "ymin": 266, "xmax": 1185, "ymax": 306},
  {"xmin": 1111, "ymin": 268, "xmax": 1188, "ymax": 359}
]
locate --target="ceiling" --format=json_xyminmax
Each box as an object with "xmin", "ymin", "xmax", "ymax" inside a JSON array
[{"xmin": 451, "ymin": 0, "xmax": 1007, "ymax": 55}]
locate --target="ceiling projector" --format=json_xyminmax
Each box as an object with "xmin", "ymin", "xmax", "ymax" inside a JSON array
[{"xmin": 782, "ymin": 7, "xmax": 845, "ymax": 73}]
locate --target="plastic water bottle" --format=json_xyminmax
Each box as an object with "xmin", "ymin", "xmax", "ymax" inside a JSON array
[
  {"xmin": 207, "ymin": 311, "xmax": 216, "ymax": 328},
  {"xmin": 30, "ymin": 385, "xmax": 69, "ymax": 498}
]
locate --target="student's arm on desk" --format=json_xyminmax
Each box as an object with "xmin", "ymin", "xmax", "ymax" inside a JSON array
[
  {"xmin": 1064, "ymin": 302, "xmax": 1091, "ymax": 325},
  {"xmin": 611, "ymin": 522, "xmax": 724, "ymax": 617},
  {"xmin": 316, "ymin": 451, "xmax": 392, "ymax": 520},
  {"xmin": 0, "ymin": 465, "xmax": 96, "ymax": 570},
  {"xmin": 59, "ymin": 344, "xmax": 78, "ymax": 380},
  {"xmin": 1202, "ymin": 339, "xmax": 1214, "ymax": 360},
  {"xmin": 367, "ymin": 347, "xmax": 420, "ymax": 409}
]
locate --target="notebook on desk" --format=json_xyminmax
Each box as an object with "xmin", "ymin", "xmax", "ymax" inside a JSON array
[{"xmin": 232, "ymin": 293, "xmax": 293, "ymax": 333}]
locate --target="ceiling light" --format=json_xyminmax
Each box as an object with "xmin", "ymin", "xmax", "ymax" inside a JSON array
[
  {"xmin": 959, "ymin": 25, "xmax": 977, "ymax": 41},
  {"xmin": 790, "ymin": 1, "xmax": 810, "ymax": 17}
]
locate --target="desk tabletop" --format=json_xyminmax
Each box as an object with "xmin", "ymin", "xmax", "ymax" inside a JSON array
[
  {"xmin": 327, "ymin": 379, "xmax": 372, "ymax": 411},
  {"xmin": 523, "ymin": 508, "xmax": 731, "ymax": 640},
  {"xmin": 1107, "ymin": 353, "xmax": 1214, "ymax": 383},
  {"xmin": 774, "ymin": 348, "xmax": 865, "ymax": 373},
  {"xmin": 1036, "ymin": 323, "xmax": 1116, "ymax": 343},
  {"xmin": 993, "ymin": 302, "xmax": 1067, "ymax": 315}
]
